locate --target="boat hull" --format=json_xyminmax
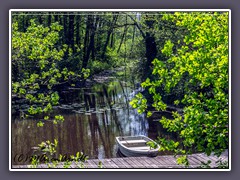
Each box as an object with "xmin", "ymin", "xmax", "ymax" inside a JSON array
[{"xmin": 116, "ymin": 135, "xmax": 160, "ymax": 157}]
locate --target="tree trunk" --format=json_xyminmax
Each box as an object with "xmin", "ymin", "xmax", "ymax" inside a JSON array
[
  {"xmin": 75, "ymin": 15, "xmax": 81, "ymax": 47},
  {"xmin": 144, "ymin": 18, "xmax": 157, "ymax": 78},
  {"xmin": 68, "ymin": 15, "xmax": 75, "ymax": 51},
  {"xmin": 110, "ymin": 31, "xmax": 114, "ymax": 48},
  {"xmin": 38, "ymin": 15, "xmax": 42, "ymax": 25},
  {"xmin": 82, "ymin": 16, "xmax": 91, "ymax": 69},
  {"xmin": 91, "ymin": 16, "xmax": 99, "ymax": 60},
  {"xmin": 130, "ymin": 23, "xmax": 136, "ymax": 57},
  {"xmin": 54, "ymin": 14, "xmax": 58, "ymax": 22},
  {"xmin": 48, "ymin": 15, "xmax": 51, "ymax": 27},
  {"xmin": 145, "ymin": 32, "xmax": 157, "ymax": 67},
  {"xmin": 63, "ymin": 15, "xmax": 68, "ymax": 44},
  {"xmin": 101, "ymin": 14, "xmax": 118, "ymax": 60},
  {"xmin": 83, "ymin": 15, "xmax": 99, "ymax": 68},
  {"xmin": 117, "ymin": 25, "xmax": 128, "ymax": 53}
]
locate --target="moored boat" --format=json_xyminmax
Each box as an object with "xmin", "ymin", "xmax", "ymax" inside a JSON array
[{"xmin": 116, "ymin": 135, "xmax": 160, "ymax": 157}]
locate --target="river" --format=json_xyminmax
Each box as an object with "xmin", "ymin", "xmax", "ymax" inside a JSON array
[{"xmin": 11, "ymin": 68, "xmax": 174, "ymax": 165}]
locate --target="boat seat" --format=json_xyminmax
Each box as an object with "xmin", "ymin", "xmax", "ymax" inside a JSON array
[
  {"xmin": 121, "ymin": 140, "xmax": 147, "ymax": 144},
  {"xmin": 128, "ymin": 146, "xmax": 152, "ymax": 150}
]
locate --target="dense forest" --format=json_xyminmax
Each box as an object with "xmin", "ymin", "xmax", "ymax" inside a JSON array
[{"xmin": 11, "ymin": 11, "xmax": 229, "ymax": 167}]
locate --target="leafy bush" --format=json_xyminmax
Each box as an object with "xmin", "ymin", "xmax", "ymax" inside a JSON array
[{"xmin": 130, "ymin": 12, "xmax": 229, "ymax": 164}]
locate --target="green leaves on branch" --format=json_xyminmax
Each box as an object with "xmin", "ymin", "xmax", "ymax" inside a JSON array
[
  {"xmin": 176, "ymin": 155, "xmax": 189, "ymax": 166},
  {"xmin": 130, "ymin": 12, "xmax": 229, "ymax": 161},
  {"xmin": 12, "ymin": 20, "xmax": 70, "ymax": 125},
  {"xmin": 37, "ymin": 121, "xmax": 44, "ymax": 127},
  {"xmin": 29, "ymin": 139, "xmax": 88, "ymax": 168},
  {"xmin": 12, "ymin": 19, "xmax": 92, "ymax": 126},
  {"xmin": 161, "ymin": 40, "xmax": 174, "ymax": 56},
  {"xmin": 129, "ymin": 93, "xmax": 147, "ymax": 114},
  {"xmin": 81, "ymin": 68, "xmax": 91, "ymax": 79},
  {"xmin": 53, "ymin": 115, "xmax": 64, "ymax": 124}
]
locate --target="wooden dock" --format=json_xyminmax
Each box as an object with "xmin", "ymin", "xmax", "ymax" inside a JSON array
[{"xmin": 12, "ymin": 151, "xmax": 228, "ymax": 169}]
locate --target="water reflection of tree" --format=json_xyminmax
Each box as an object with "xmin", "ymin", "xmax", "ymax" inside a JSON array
[
  {"xmin": 74, "ymin": 83, "xmax": 125, "ymax": 159},
  {"xmin": 12, "ymin": 79, "xmax": 151, "ymax": 163},
  {"xmin": 84, "ymin": 90, "xmax": 96, "ymax": 111}
]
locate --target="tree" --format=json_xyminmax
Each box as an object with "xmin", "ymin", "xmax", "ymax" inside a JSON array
[
  {"xmin": 101, "ymin": 13, "xmax": 118, "ymax": 60},
  {"xmin": 12, "ymin": 19, "xmax": 89, "ymax": 125},
  {"xmin": 130, "ymin": 12, "xmax": 229, "ymax": 165}
]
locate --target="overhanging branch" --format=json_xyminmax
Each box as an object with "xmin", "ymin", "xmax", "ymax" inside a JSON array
[{"xmin": 123, "ymin": 12, "xmax": 146, "ymax": 39}]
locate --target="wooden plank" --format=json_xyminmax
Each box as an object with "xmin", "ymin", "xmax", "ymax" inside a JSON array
[
  {"xmin": 110, "ymin": 158, "xmax": 129, "ymax": 168},
  {"xmin": 163, "ymin": 156, "xmax": 178, "ymax": 165},
  {"xmin": 113, "ymin": 157, "xmax": 133, "ymax": 168},
  {"xmin": 107, "ymin": 159, "xmax": 120, "ymax": 168},
  {"xmin": 203, "ymin": 154, "xmax": 218, "ymax": 163},
  {"xmin": 208, "ymin": 155, "xmax": 221, "ymax": 164},
  {"xmin": 121, "ymin": 157, "xmax": 139, "ymax": 168},
  {"xmin": 82, "ymin": 161, "xmax": 92, "ymax": 168},
  {"xmin": 196, "ymin": 154, "xmax": 218, "ymax": 168},
  {"xmin": 89, "ymin": 159, "xmax": 104, "ymax": 168},
  {"xmin": 139, "ymin": 156, "xmax": 160, "ymax": 168},
  {"xmin": 136, "ymin": 156, "xmax": 159, "ymax": 168},
  {"xmin": 85, "ymin": 159, "xmax": 98, "ymax": 168},
  {"xmin": 189, "ymin": 155, "xmax": 205, "ymax": 163},
  {"xmin": 127, "ymin": 157, "xmax": 147, "ymax": 168},
  {"xmin": 99, "ymin": 159, "xmax": 112, "ymax": 168},
  {"xmin": 14, "ymin": 165, "xmax": 27, "ymax": 168},
  {"xmin": 195, "ymin": 154, "xmax": 212, "ymax": 163},
  {"xmin": 39, "ymin": 164, "xmax": 49, "ymax": 168},
  {"xmin": 154, "ymin": 156, "xmax": 176, "ymax": 166},
  {"xmin": 153, "ymin": 156, "xmax": 177, "ymax": 168},
  {"xmin": 187, "ymin": 156, "xmax": 201, "ymax": 165},
  {"xmin": 150, "ymin": 156, "xmax": 169, "ymax": 167},
  {"xmin": 101, "ymin": 159, "xmax": 118, "ymax": 168},
  {"xmin": 155, "ymin": 156, "xmax": 185, "ymax": 168},
  {"xmin": 220, "ymin": 156, "xmax": 228, "ymax": 162},
  {"xmin": 11, "ymin": 152, "xmax": 229, "ymax": 169},
  {"xmin": 70, "ymin": 161, "xmax": 78, "ymax": 168}
]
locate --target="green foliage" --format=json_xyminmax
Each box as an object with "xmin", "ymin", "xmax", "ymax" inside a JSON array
[
  {"xmin": 11, "ymin": 19, "xmax": 93, "ymax": 125},
  {"xmin": 53, "ymin": 115, "xmax": 64, "ymax": 124},
  {"xmin": 29, "ymin": 139, "xmax": 88, "ymax": 168},
  {"xmin": 12, "ymin": 20, "xmax": 64, "ymax": 120},
  {"xmin": 129, "ymin": 93, "xmax": 147, "ymax": 114},
  {"xmin": 44, "ymin": 116, "xmax": 49, "ymax": 120},
  {"xmin": 198, "ymin": 159, "xmax": 229, "ymax": 169},
  {"xmin": 90, "ymin": 60, "xmax": 111, "ymax": 74},
  {"xmin": 89, "ymin": 46, "xmax": 126, "ymax": 75},
  {"xmin": 130, "ymin": 12, "xmax": 229, "ymax": 160},
  {"xmin": 105, "ymin": 47, "xmax": 119, "ymax": 63},
  {"xmin": 161, "ymin": 40, "xmax": 174, "ymax": 56},
  {"xmin": 176, "ymin": 155, "xmax": 189, "ymax": 166},
  {"xmin": 198, "ymin": 160, "xmax": 211, "ymax": 168},
  {"xmin": 81, "ymin": 68, "xmax": 91, "ymax": 79},
  {"xmin": 37, "ymin": 121, "xmax": 44, "ymax": 127},
  {"xmin": 38, "ymin": 139, "xmax": 58, "ymax": 157},
  {"xmin": 146, "ymin": 141, "xmax": 158, "ymax": 149},
  {"xmin": 216, "ymin": 159, "xmax": 228, "ymax": 168},
  {"xmin": 98, "ymin": 161, "xmax": 103, "ymax": 168},
  {"xmin": 28, "ymin": 155, "xmax": 40, "ymax": 168},
  {"xmin": 158, "ymin": 138, "xmax": 180, "ymax": 151}
]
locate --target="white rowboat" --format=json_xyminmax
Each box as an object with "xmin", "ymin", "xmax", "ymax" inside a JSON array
[{"xmin": 116, "ymin": 135, "xmax": 160, "ymax": 157}]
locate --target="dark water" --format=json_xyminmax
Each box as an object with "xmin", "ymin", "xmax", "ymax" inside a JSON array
[
  {"xmin": 11, "ymin": 67, "xmax": 178, "ymax": 165},
  {"xmin": 12, "ymin": 78, "xmax": 173, "ymax": 165}
]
